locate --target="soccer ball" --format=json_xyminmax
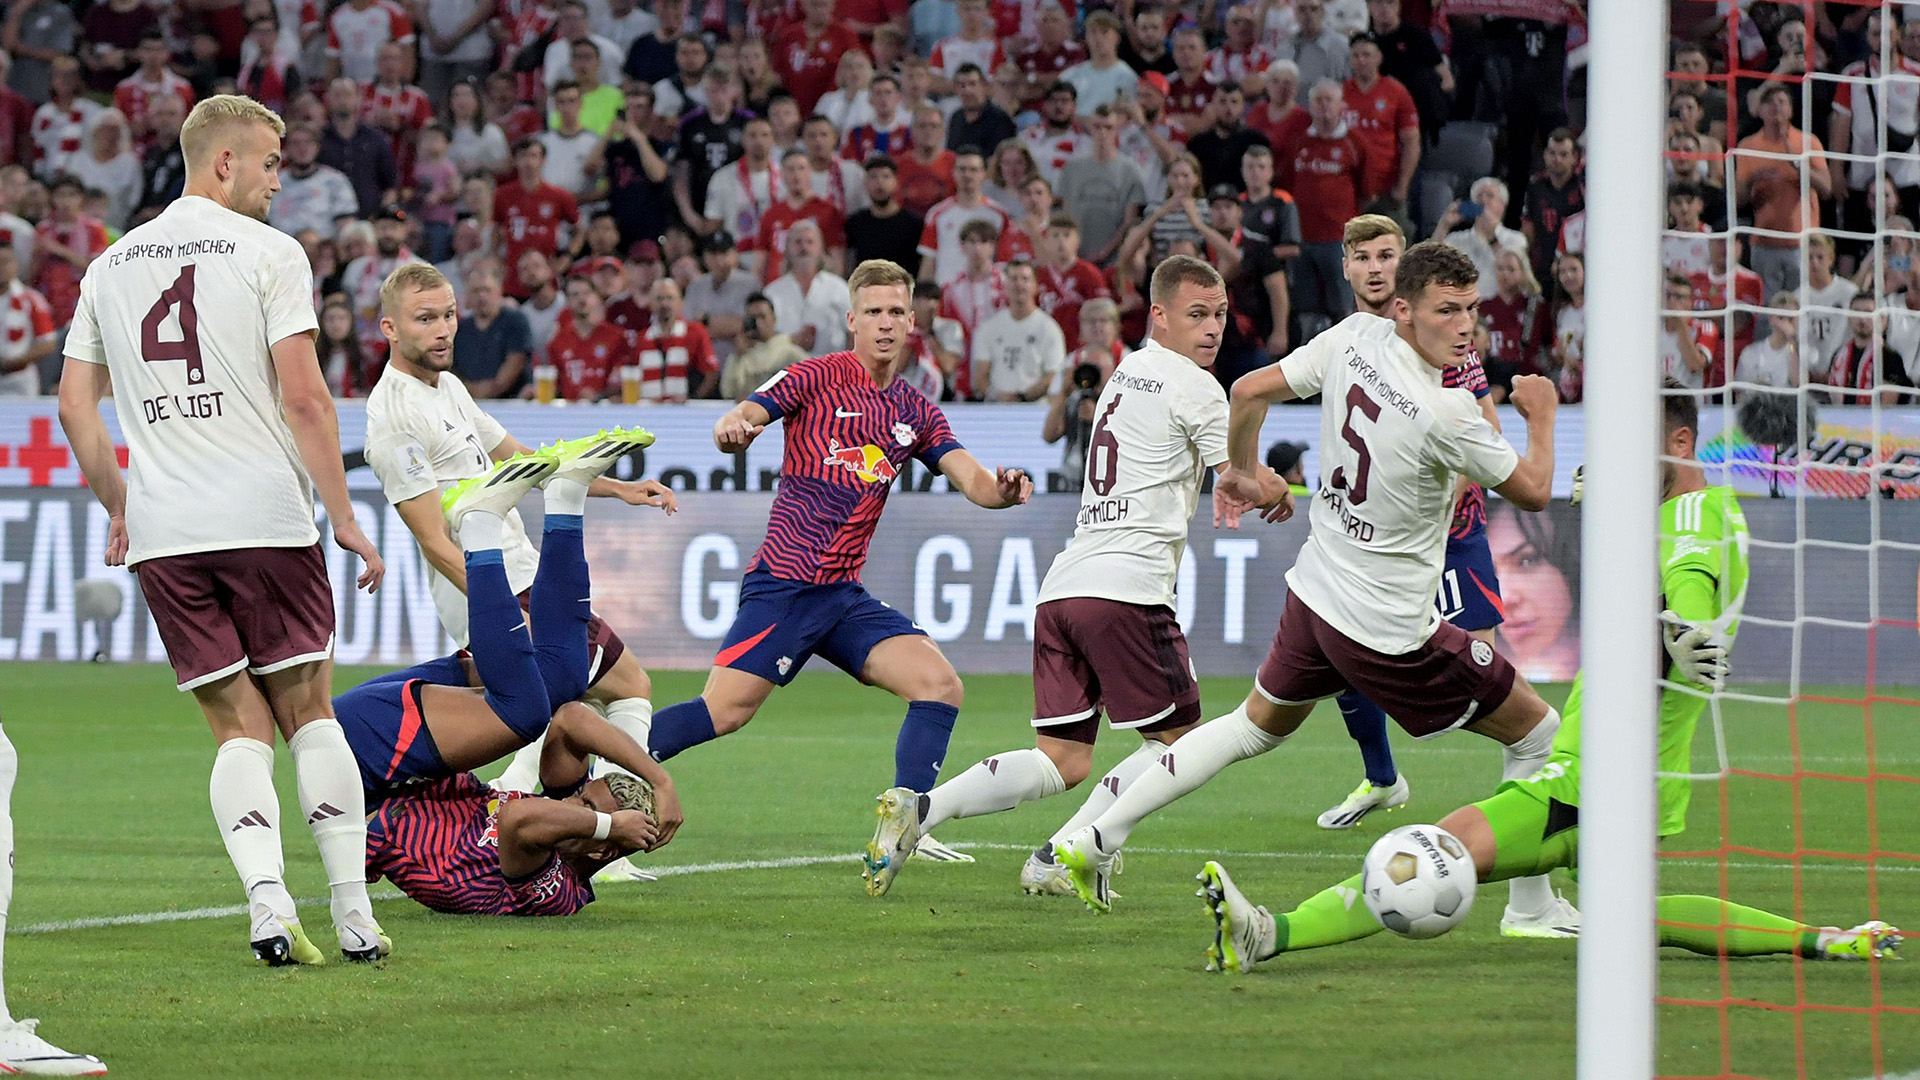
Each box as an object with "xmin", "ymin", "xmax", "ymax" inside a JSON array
[{"xmin": 1361, "ymin": 824, "xmax": 1478, "ymax": 940}]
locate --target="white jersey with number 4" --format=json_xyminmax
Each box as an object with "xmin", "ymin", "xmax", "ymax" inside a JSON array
[
  {"xmin": 1037, "ymin": 338, "xmax": 1229, "ymax": 609},
  {"xmin": 64, "ymin": 196, "xmax": 321, "ymax": 565},
  {"xmin": 1279, "ymin": 313, "xmax": 1519, "ymax": 654},
  {"xmin": 364, "ymin": 364, "xmax": 541, "ymax": 646}
]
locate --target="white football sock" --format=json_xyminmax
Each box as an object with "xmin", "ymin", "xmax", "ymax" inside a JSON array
[
  {"xmin": 287, "ymin": 719, "xmax": 373, "ymax": 927},
  {"xmin": 1047, "ymin": 740, "xmax": 1164, "ymax": 850},
  {"xmin": 545, "ymin": 476, "xmax": 589, "ymax": 516},
  {"xmin": 1080, "ymin": 705, "xmax": 1286, "ymax": 855},
  {"xmin": 460, "ymin": 509, "xmax": 504, "ymax": 552},
  {"xmin": 589, "ymin": 697, "xmax": 655, "ymax": 779},
  {"xmin": 0, "ymin": 725, "xmax": 16, "ymax": 1023},
  {"xmin": 209, "ymin": 737, "xmax": 296, "ymax": 918},
  {"xmin": 922, "ymin": 747, "xmax": 1066, "ymax": 831},
  {"xmin": 492, "ymin": 733, "xmax": 547, "ymax": 793},
  {"xmin": 1502, "ymin": 708, "xmax": 1561, "ymax": 916}
]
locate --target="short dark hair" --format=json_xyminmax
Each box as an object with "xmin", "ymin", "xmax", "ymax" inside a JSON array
[
  {"xmin": 1150, "ymin": 254, "xmax": 1224, "ymax": 305},
  {"xmin": 1214, "ymin": 79, "xmax": 1243, "ymax": 97},
  {"xmin": 1758, "ymin": 83, "xmax": 1792, "ymax": 107},
  {"xmin": 552, "ymin": 79, "xmax": 583, "ymax": 98},
  {"xmin": 870, "ymin": 73, "xmax": 900, "ymax": 91},
  {"xmin": 1663, "ymin": 380, "xmax": 1699, "ymax": 439},
  {"xmin": 864, "ymin": 154, "xmax": 898, "ymax": 174},
  {"xmin": 745, "ymin": 291, "xmax": 773, "ymax": 309},
  {"xmin": 1668, "ymin": 180, "xmax": 1704, "ymax": 203},
  {"xmin": 48, "ymin": 174, "xmax": 84, "ymax": 196},
  {"xmin": 1546, "ymin": 126, "xmax": 1577, "ymax": 146},
  {"xmin": 512, "ymin": 135, "xmax": 545, "ymax": 157},
  {"xmin": 804, "ymin": 113, "xmax": 837, "ymax": 131},
  {"xmin": 959, "ymin": 219, "xmax": 1000, "ymax": 243},
  {"xmin": 954, "ymin": 144, "xmax": 986, "ymax": 163},
  {"xmin": 570, "ymin": 36, "xmax": 598, "ymax": 54},
  {"xmin": 1049, "ymin": 82, "xmax": 1077, "ymax": 100},
  {"xmin": 954, "ymin": 62, "xmax": 985, "ymax": 80},
  {"xmin": 1393, "ymin": 241, "xmax": 1478, "ymax": 301}
]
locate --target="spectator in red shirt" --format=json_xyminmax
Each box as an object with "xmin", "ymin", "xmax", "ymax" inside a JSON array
[
  {"xmin": 771, "ymin": 0, "xmax": 861, "ymax": 115},
  {"xmin": 1165, "ymin": 27, "xmax": 1215, "ymax": 135},
  {"xmin": 1245, "ymin": 60, "xmax": 1305, "ymax": 150},
  {"xmin": 1480, "ymin": 247, "xmax": 1551, "ymax": 395},
  {"xmin": 484, "ymin": 70, "xmax": 545, "ymax": 149},
  {"xmin": 494, "ymin": 137, "xmax": 581, "ymax": 298},
  {"xmin": 1278, "ymin": 79, "xmax": 1367, "ymax": 323},
  {"xmin": 1016, "ymin": 4, "xmax": 1084, "ymax": 111},
  {"xmin": 113, "ymin": 31, "xmax": 195, "ymax": 149},
  {"xmin": 754, "ymin": 149, "xmax": 847, "ymax": 282},
  {"xmin": 637, "ymin": 276, "xmax": 719, "ymax": 399},
  {"xmin": 548, "ymin": 273, "xmax": 635, "ymax": 400},
  {"xmin": 1342, "ymin": 31, "xmax": 1420, "ymax": 228},
  {"xmin": 32, "ymin": 175, "xmax": 106, "ymax": 328},
  {"xmin": 360, "ymin": 40, "xmax": 432, "ymax": 185},
  {"xmin": 834, "ymin": 0, "xmax": 907, "ymax": 47},
  {"xmin": 0, "ymin": 55, "xmax": 37, "ymax": 168},
  {"xmin": 1035, "ymin": 213, "xmax": 1108, "ymax": 352},
  {"xmin": 896, "ymin": 104, "xmax": 957, "ymax": 217}
]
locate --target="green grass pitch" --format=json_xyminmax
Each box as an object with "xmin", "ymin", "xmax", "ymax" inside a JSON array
[{"xmin": 0, "ymin": 663, "xmax": 1912, "ymax": 1079}]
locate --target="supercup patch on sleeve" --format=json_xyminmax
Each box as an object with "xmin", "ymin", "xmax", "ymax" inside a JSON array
[{"xmin": 396, "ymin": 441, "xmax": 432, "ymax": 488}]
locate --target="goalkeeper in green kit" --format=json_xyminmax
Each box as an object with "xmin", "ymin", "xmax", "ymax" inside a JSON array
[{"xmin": 1199, "ymin": 391, "xmax": 1903, "ymax": 973}]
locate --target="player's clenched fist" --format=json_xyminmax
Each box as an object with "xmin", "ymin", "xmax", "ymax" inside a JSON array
[
  {"xmin": 1507, "ymin": 374, "xmax": 1558, "ymax": 420},
  {"xmin": 713, "ymin": 414, "xmax": 764, "ymax": 453},
  {"xmin": 996, "ymin": 467, "xmax": 1033, "ymax": 506}
]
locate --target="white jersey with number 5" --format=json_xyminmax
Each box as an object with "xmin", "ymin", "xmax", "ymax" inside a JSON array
[
  {"xmin": 1278, "ymin": 313, "xmax": 1519, "ymax": 654},
  {"xmin": 64, "ymin": 196, "xmax": 321, "ymax": 565},
  {"xmin": 1037, "ymin": 338, "xmax": 1229, "ymax": 608}
]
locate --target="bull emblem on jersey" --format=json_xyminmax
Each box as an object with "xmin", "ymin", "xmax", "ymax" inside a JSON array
[
  {"xmin": 824, "ymin": 439, "xmax": 897, "ymax": 484},
  {"xmin": 892, "ymin": 422, "xmax": 915, "ymax": 447}
]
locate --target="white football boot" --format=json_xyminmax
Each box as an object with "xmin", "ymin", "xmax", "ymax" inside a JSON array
[
  {"xmin": 0, "ymin": 1019, "xmax": 107, "ymax": 1076},
  {"xmin": 1316, "ymin": 774, "xmax": 1410, "ymax": 830},
  {"xmin": 1500, "ymin": 891, "xmax": 1581, "ymax": 939},
  {"xmin": 863, "ymin": 787, "xmax": 922, "ymax": 897},
  {"xmin": 1199, "ymin": 860, "xmax": 1277, "ymax": 974}
]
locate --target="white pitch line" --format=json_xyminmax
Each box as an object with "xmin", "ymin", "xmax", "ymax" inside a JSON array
[{"xmin": 12, "ymin": 844, "xmax": 1913, "ymax": 936}]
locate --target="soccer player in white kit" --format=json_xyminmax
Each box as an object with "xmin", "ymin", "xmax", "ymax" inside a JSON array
[
  {"xmin": 1055, "ymin": 242, "xmax": 1566, "ymax": 912},
  {"xmin": 364, "ymin": 262, "xmax": 677, "ymax": 879},
  {"xmin": 863, "ymin": 256, "xmax": 1294, "ymax": 897},
  {"xmin": 59, "ymin": 96, "xmax": 392, "ymax": 966}
]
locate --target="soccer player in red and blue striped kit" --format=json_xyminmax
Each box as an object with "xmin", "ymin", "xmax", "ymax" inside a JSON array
[{"xmin": 644, "ymin": 259, "xmax": 1034, "ymax": 894}]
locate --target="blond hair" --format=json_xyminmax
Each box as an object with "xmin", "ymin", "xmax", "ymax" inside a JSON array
[
  {"xmin": 1342, "ymin": 213, "xmax": 1405, "ymax": 252},
  {"xmin": 179, "ymin": 94, "xmax": 286, "ymax": 169},
  {"xmin": 379, "ymin": 262, "xmax": 453, "ymax": 316},
  {"xmin": 847, "ymin": 259, "xmax": 915, "ymax": 304}
]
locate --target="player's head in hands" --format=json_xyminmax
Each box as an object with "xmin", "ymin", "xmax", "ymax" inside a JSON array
[
  {"xmin": 1390, "ymin": 241, "xmax": 1480, "ymax": 369},
  {"xmin": 1148, "ymin": 254, "xmax": 1228, "ymax": 368},
  {"xmin": 847, "ymin": 259, "xmax": 916, "ymax": 370},
  {"xmin": 379, "ymin": 263, "xmax": 459, "ymax": 376},
  {"xmin": 179, "ymin": 94, "xmax": 286, "ymax": 222},
  {"xmin": 1342, "ymin": 213, "xmax": 1405, "ymax": 316}
]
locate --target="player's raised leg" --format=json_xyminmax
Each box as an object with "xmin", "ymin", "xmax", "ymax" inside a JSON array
[{"xmin": 0, "ymin": 722, "xmax": 106, "ymax": 1076}]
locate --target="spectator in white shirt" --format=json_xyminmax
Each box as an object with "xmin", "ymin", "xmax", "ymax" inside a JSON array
[
  {"xmin": 269, "ymin": 122, "xmax": 360, "ymax": 238},
  {"xmin": 1735, "ymin": 291, "xmax": 1800, "ymax": 398},
  {"xmin": 972, "ymin": 257, "xmax": 1065, "ymax": 400},
  {"xmin": 589, "ymin": 0, "xmax": 658, "ymax": 56},
  {"xmin": 1436, "ymin": 175, "xmax": 1530, "ymax": 291},
  {"xmin": 765, "ymin": 220, "xmax": 852, "ymax": 355},
  {"xmin": 543, "ymin": 0, "xmax": 623, "ymax": 91}
]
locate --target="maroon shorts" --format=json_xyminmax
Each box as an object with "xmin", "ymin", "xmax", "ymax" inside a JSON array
[
  {"xmin": 1255, "ymin": 591, "xmax": 1516, "ymax": 739},
  {"xmin": 512, "ymin": 590, "xmax": 627, "ymax": 687},
  {"xmin": 135, "ymin": 544, "xmax": 335, "ymax": 691},
  {"xmin": 1031, "ymin": 597, "xmax": 1202, "ymax": 745}
]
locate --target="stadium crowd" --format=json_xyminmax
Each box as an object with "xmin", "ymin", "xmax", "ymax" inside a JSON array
[{"xmin": 0, "ymin": 0, "xmax": 1898, "ymax": 414}]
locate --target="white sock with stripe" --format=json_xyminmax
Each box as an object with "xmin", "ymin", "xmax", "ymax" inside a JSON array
[
  {"xmin": 209, "ymin": 737, "xmax": 296, "ymax": 919},
  {"xmin": 1047, "ymin": 740, "xmax": 1165, "ymax": 851},
  {"xmin": 1077, "ymin": 704, "xmax": 1286, "ymax": 855},
  {"xmin": 0, "ymin": 725, "xmax": 15, "ymax": 1022},
  {"xmin": 287, "ymin": 718, "xmax": 373, "ymax": 928},
  {"xmin": 922, "ymin": 748, "xmax": 1066, "ymax": 831}
]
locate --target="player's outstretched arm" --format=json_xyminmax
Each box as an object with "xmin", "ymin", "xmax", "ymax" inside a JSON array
[
  {"xmin": 938, "ymin": 450, "xmax": 1033, "ymax": 509},
  {"xmin": 1490, "ymin": 374, "xmax": 1557, "ymax": 512},
  {"xmin": 272, "ymin": 333, "xmax": 385, "ymax": 591},
  {"xmin": 57, "ymin": 359, "xmax": 129, "ymax": 565},
  {"xmin": 495, "ymin": 799, "xmax": 658, "ymax": 878},
  {"xmin": 1216, "ymin": 364, "xmax": 1302, "ymax": 506},
  {"xmin": 714, "ymin": 400, "xmax": 774, "ymax": 454}
]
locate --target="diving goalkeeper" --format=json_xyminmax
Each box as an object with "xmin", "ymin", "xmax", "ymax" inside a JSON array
[{"xmin": 1199, "ymin": 390, "xmax": 1901, "ymax": 971}]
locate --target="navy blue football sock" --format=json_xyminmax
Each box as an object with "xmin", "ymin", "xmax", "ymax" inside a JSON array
[
  {"xmin": 1335, "ymin": 691, "xmax": 1397, "ymax": 787},
  {"xmin": 465, "ymin": 550, "xmax": 550, "ymax": 741},
  {"xmin": 529, "ymin": 514, "xmax": 591, "ymax": 711},
  {"xmin": 894, "ymin": 700, "xmax": 959, "ymax": 793},
  {"xmin": 648, "ymin": 697, "xmax": 718, "ymax": 761}
]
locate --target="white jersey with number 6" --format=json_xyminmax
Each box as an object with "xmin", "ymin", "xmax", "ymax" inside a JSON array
[
  {"xmin": 64, "ymin": 196, "xmax": 321, "ymax": 565},
  {"xmin": 1037, "ymin": 338, "xmax": 1230, "ymax": 609},
  {"xmin": 1278, "ymin": 313, "xmax": 1519, "ymax": 654}
]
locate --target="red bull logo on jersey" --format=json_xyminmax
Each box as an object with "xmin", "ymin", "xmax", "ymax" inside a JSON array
[{"xmin": 824, "ymin": 439, "xmax": 897, "ymax": 484}]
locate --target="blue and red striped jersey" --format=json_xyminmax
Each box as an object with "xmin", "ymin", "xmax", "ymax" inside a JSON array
[
  {"xmin": 747, "ymin": 352, "xmax": 964, "ymax": 583},
  {"xmin": 1444, "ymin": 351, "xmax": 1491, "ymax": 539},
  {"xmin": 364, "ymin": 773, "xmax": 594, "ymax": 917}
]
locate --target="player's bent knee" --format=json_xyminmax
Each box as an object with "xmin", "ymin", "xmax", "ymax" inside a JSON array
[
  {"xmin": 919, "ymin": 667, "xmax": 964, "ymax": 707},
  {"xmin": 1037, "ymin": 736, "xmax": 1094, "ymax": 787},
  {"xmin": 590, "ymin": 651, "xmax": 651, "ymax": 703},
  {"xmin": 1438, "ymin": 805, "xmax": 1498, "ymax": 882}
]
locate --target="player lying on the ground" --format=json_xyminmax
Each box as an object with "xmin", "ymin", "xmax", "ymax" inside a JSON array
[
  {"xmin": 631, "ymin": 260, "xmax": 1034, "ymax": 896},
  {"xmin": 862, "ymin": 256, "xmax": 1292, "ymax": 897},
  {"xmin": 1198, "ymin": 390, "xmax": 1902, "ymax": 969},
  {"xmin": 1312, "ymin": 214, "xmax": 1572, "ymax": 939},
  {"xmin": 334, "ymin": 437, "xmax": 682, "ymax": 916},
  {"xmin": 1052, "ymin": 243, "xmax": 1563, "ymax": 913},
  {"xmin": 366, "ymin": 262, "xmax": 678, "ymax": 884}
]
